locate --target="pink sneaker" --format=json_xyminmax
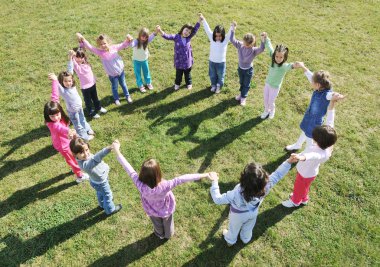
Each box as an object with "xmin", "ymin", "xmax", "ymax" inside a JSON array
[
  {"xmin": 139, "ymin": 86, "xmax": 146, "ymax": 93},
  {"xmin": 240, "ymin": 97, "xmax": 247, "ymax": 106},
  {"xmin": 235, "ymin": 94, "xmax": 241, "ymax": 101},
  {"xmin": 147, "ymin": 84, "xmax": 154, "ymax": 90}
]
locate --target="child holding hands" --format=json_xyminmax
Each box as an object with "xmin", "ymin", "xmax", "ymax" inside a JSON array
[
  {"xmin": 282, "ymin": 94, "xmax": 344, "ymax": 207},
  {"xmin": 70, "ymin": 138, "xmax": 122, "ymax": 215},
  {"xmin": 156, "ymin": 14, "xmax": 202, "ymax": 90},
  {"xmin": 76, "ymin": 33, "xmax": 133, "ymax": 106},
  {"xmin": 113, "ymin": 140, "xmax": 212, "ymax": 239},
  {"xmin": 230, "ymin": 21, "xmax": 266, "ymax": 106},
  {"xmin": 209, "ymin": 155, "xmax": 298, "ymax": 246}
]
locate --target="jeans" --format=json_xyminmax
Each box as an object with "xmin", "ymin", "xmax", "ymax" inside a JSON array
[
  {"xmin": 68, "ymin": 109, "xmax": 92, "ymax": 141},
  {"xmin": 108, "ymin": 70, "xmax": 130, "ymax": 101},
  {"xmin": 224, "ymin": 208, "xmax": 259, "ymax": 245},
  {"xmin": 209, "ymin": 61, "xmax": 226, "ymax": 87},
  {"xmin": 133, "ymin": 60, "xmax": 151, "ymax": 87},
  {"xmin": 238, "ymin": 66, "xmax": 254, "ymax": 98},
  {"xmin": 175, "ymin": 68, "xmax": 192, "ymax": 86},
  {"xmin": 90, "ymin": 179, "xmax": 115, "ymax": 215},
  {"xmin": 81, "ymin": 83, "xmax": 101, "ymax": 116}
]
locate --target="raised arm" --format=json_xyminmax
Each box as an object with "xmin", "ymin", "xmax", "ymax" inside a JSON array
[
  {"xmin": 113, "ymin": 35, "xmax": 133, "ymax": 51},
  {"xmin": 265, "ymin": 158, "xmax": 294, "ymax": 195},
  {"xmin": 188, "ymin": 21, "xmax": 200, "ymax": 40},
  {"xmin": 81, "ymin": 147, "xmax": 111, "ymax": 170},
  {"xmin": 210, "ymin": 179, "xmax": 236, "ymax": 205},
  {"xmin": 161, "ymin": 172, "xmax": 209, "ymax": 192},
  {"xmin": 201, "ymin": 15, "xmax": 213, "ymax": 41},
  {"xmin": 265, "ymin": 36, "xmax": 274, "ymax": 57},
  {"xmin": 77, "ymin": 33, "xmax": 104, "ymax": 56},
  {"xmin": 67, "ymin": 50, "xmax": 76, "ymax": 75},
  {"xmin": 229, "ymin": 22, "xmax": 241, "ymax": 49},
  {"xmin": 48, "ymin": 73, "xmax": 59, "ymax": 102}
]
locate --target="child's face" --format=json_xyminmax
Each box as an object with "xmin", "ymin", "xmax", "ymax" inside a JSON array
[
  {"xmin": 49, "ymin": 112, "xmax": 61, "ymax": 122},
  {"xmin": 275, "ymin": 51, "xmax": 285, "ymax": 64},
  {"xmin": 63, "ymin": 76, "xmax": 73, "ymax": 88},
  {"xmin": 76, "ymin": 144, "xmax": 90, "ymax": 160},
  {"xmin": 139, "ymin": 34, "xmax": 148, "ymax": 42},
  {"xmin": 98, "ymin": 40, "xmax": 109, "ymax": 51},
  {"xmin": 181, "ymin": 28, "xmax": 191, "ymax": 38},
  {"xmin": 74, "ymin": 56, "xmax": 85, "ymax": 64},
  {"xmin": 215, "ymin": 32, "xmax": 222, "ymax": 42}
]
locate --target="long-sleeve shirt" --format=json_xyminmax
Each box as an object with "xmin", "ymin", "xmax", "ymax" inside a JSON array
[
  {"xmin": 52, "ymin": 79, "xmax": 82, "ymax": 114},
  {"xmin": 265, "ymin": 38, "xmax": 293, "ymax": 89},
  {"xmin": 80, "ymin": 39, "xmax": 131, "ymax": 77},
  {"xmin": 131, "ymin": 33, "xmax": 156, "ymax": 61},
  {"xmin": 230, "ymin": 28, "xmax": 265, "ymax": 69},
  {"xmin": 297, "ymin": 109, "xmax": 335, "ymax": 178},
  {"xmin": 67, "ymin": 59, "xmax": 96, "ymax": 89},
  {"xmin": 117, "ymin": 154, "xmax": 203, "ymax": 217},
  {"xmin": 210, "ymin": 161, "xmax": 291, "ymax": 212},
  {"xmin": 202, "ymin": 19, "xmax": 231, "ymax": 63},
  {"xmin": 162, "ymin": 22, "xmax": 200, "ymax": 69},
  {"xmin": 77, "ymin": 148, "xmax": 111, "ymax": 183},
  {"xmin": 46, "ymin": 80, "xmax": 70, "ymax": 151}
]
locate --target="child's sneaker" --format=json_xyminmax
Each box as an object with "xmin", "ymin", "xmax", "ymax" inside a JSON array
[
  {"xmin": 88, "ymin": 135, "xmax": 95, "ymax": 141},
  {"xmin": 174, "ymin": 84, "xmax": 180, "ymax": 90},
  {"xmin": 260, "ymin": 111, "xmax": 269, "ymax": 119},
  {"xmin": 210, "ymin": 85, "xmax": 216, "ymax": 92},
  {"xmin": 289, "ymin": 193, "xmax": 308, "ymax": 205},
  {"xmin": 99, "ymin": 107, "xmax": 107, "ymax": 114},
  {"xmin": 88, "ymin": 129, "xmax": 95, "ymax": 135},
  {"xmin": 187, "ymin": 84, "xmax": 192, "ymax": 90},
  {"xmin": 269, "ymin": 109, "xmax": 275, "ymax": 119},
  {"xmin": 126, "ymin": 96, "xmax": 133, "ymax": 103},
  {"xmin": 281, "ymin": 199, "xmax": 299, "ymax": 208},
  {"xmin": 109, "ymin": 204, "xmax": 122, "ymax": 215},
  {"xmin": 222, "ymin": 229, "xmax": 233, "ymax": 247},
  {"xmin": 235, "ymin": 94, "xmax": 241, "ymax": 101},
  {"xmin": 215, "ymin": 85, "xmax": 221, "ymax": 94},
  {"xmin": 147, "ymin": 84, "xmax": 154, "ymax": 90},
  {"xmin": 240, "ymin": 97, "xmax": 247, "ymax": 106},
  {"xmin": 76, "ymin": 173, "xmax": 89, "ymax": 183},
  {"xmin": 115, "ymin": 100, "xmax": 121, "ymax": 106},
  {"xmin": 139, "ymin": 86, "xmax": 146, "ymax": 93},
  {"xmin": 93, "ymin": 113, "xmax": 101, "ymax": 119},
  {"xmin": 285, "ymin": 143, "xmax": 301, "ymax": 151}
]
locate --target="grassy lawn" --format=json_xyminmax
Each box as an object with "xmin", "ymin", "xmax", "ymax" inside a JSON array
[{"xmin": 0, "ymin": 0, "xmax": 379, "ymax": 266}]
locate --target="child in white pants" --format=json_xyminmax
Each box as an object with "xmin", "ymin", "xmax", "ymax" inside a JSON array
[{"xmin": 209, "ymin": 155, "xmax": 297, "ymax": 246}]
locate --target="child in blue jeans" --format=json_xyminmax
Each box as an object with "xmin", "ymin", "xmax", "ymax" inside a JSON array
[{"xmin": 70, "ymin": 137, "xmax": 122, "ymax": 215}]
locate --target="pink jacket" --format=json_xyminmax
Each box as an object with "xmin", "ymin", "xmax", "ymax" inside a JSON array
[{"xmin": 46, "ymin": 80, "xmax": 70, "ymax": 152}]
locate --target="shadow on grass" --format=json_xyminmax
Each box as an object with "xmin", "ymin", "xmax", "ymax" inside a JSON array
[
  {"xmin": 0, "ymin": 208, "xmax": 107, "ymax": 266},
  {"xmin": 89, "ymin": 233, "xmax": 166, "ymax": 267},
  {"xmin": 0, "ymin": 145, "xmax": 56, "ymax": 181},
  {"xmin": 263, "ymin": 152, "xmax": 294, "ymax": 174},
  {"xmin": 154, "ymin": 98, "xmax": 237, "ymax": 143},
  {"xmin": 0, "ymin": 125, "xmax": 49, "ymax": 161},
  {"xmin": 0, "ymin": 171, "xmax": 74, "ymax": 219},
  {"xmin": 146, "ymin": 87, "xmax": 212, "ymax": 124},
  {"xmin": 183, "ymin": 204, "xmax": 298, "ymax": 267},
  {"xmin": 188, "ymin": 116, "xmax": 264, "ymax": 172}
]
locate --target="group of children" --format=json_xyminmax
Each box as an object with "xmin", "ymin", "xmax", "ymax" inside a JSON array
[{"xmin": 42, "ymin": 13, "xmax": 345, "ymax": 245}]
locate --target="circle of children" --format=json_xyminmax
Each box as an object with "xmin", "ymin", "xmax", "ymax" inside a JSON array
[{"xmin": 43, "ymin": 13, "xmax": 345, "ymax": 246}]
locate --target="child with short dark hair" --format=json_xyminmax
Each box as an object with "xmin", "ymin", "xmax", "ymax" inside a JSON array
[
  {"xmin": 230, "ymin": 21, "xmax": 266, "ymax": 106},
  {"xmin": 209, "ymin": 155, "xmax": 298, "ymax": 246},
  {"xmin": 113, "ymin": 140, "xmax": 211, "ymax": 239},
  {"xmin": 282, "ymin": 95, "xmax": 344, "ymax": 207},
  {"xmin": 156, "ymin": 14, "xmax": 202, "ymax": 90},
  {"xmin": 70, "ymin": 138, "xmax": 122, "ymax": 215}
]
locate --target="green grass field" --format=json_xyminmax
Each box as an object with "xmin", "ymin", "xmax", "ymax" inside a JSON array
[{"xmin": 0, "ymin": 0, "xmax": 379, "ymax": 266}]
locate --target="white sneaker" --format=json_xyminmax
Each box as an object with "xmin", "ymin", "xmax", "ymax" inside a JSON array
[
  {"xmin": 285, "ymin": 143, "xmax": 301, "ymax": 151},
  {"xmin": 99, "ymin": 107, "xmax": 107, "ymax": 114},
  {"xmin": 269, "ymin": 110, "xmax": 275, "ymax": 119},
  {"xmin": 126, "ymin": 96, "xmax": 133, "ymax": 103},
  {"xmin": 260, "ymin": 111, "xmax": 269, "ymax": 119},
  {"xmin": 87, "ymin": 129, "xmax": 95, "ymax": 135},
  {"xmin": 115, "ymin": 100, "xmax": 121, "ymax": 106},
  {"xmin": 289, "ymin": 193, "xmax": 309, "ymax": 205},
  {"xmin": 88, "ymin": 135, "xmax": 94, "ymax": 141},
  {"xmin": 215, "ymin": 85, "xmax": 221, "ymax": 94},
  {"xmin": 235, "ymin": 94, "xmax": 241, "ymax": 101},
  {"xmin": 139, "ymin": 86, "xmax": 146, "ymax": 93},
  {"xmin": 210, "ymin": 85, "xmax": 216, "ymax": 92},
  {"xmin": 282, "ymin": 199, "xmax": 299, "ymax": 208},
  {"xmin": 76, "ymin": 173, "xmax": 89, "ymax": 183},
  {"xmin": 174, "ymin": 84, "xmax": 180, "ymax": 90},
  {"xmin": 187, "ymin": 84, "xmax": 192, "ymax": 90},
  {"xmin": 147, "ymin": 84, "xmax": 154, "ymax": 90},
  {"xmin": 222, "ymin": 229, "xmax": 233, "ymax": 247},
  {"xmin": 92, "ymin": 113, "xmax": 100, "ymax": 119},
  {"xmin": 240, "ymin": 97, "xmax": 247, "ymax": 106}
]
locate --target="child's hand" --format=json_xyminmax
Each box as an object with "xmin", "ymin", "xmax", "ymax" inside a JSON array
[
  {"xmin": 294, "ymin": 61, "xmax": 306, "ymax": 70},
  {"xmin": 231, "ymin": 21, "xmax": 237, "ymax": 29},
  {"xmin": 111, "ymin": 139, "xmax": 121, "ymax": 151},
  {"xmin": 260, "ymin": 32, "xmax": 267, "ymax": 42},
  {"xmin": 126, "ymin": 34, "xmax": 133, "ymax": 42},
  {"xmin": 76, "ymin": 33, "xmax": 84, "ymax": 42},
  {"xmin": 68, "ymin": 50, "xmax": 75, "ymax": 58},
  {"xmin": 208, "ymin": 172, "xmax": 219, "ymax": 181},
  {"xmin": 198, "ymin": 13, "xmax": 204, "ymax": 22},
  {"xmin": 68, "ymin": 129, "xmax": 77, "ymax": 139},
  {"xmin": 156, "ymin": 25, "xmax": 162, "ymax": 35},
  {"xmin": 48, "ymin": 73, "xmax": 58, "ymax": 81},
  {"xmin": 331, "ymin": 92, "xmax": 345, "ymax": 102}
]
